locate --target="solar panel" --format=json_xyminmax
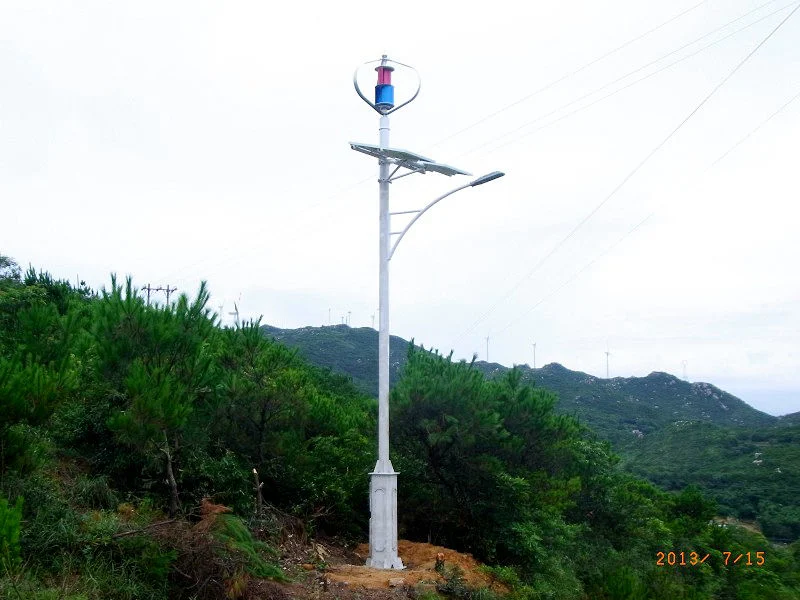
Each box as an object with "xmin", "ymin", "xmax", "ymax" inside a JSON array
[
  {"xmin": 417, "ymin": 161, "xmax": 471, "ymax": 177},
  {"xmin": 349, "ymin": 143, "xmax": 433, "ymax": 164},
  {"xmin": 349, "ymin": 142, "xmax": 471, "ymax": 177}
]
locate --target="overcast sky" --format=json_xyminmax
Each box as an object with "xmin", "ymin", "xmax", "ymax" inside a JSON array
[{"xmin": 2, "ymin": 1, "xmax": 798, "ymax": 415}]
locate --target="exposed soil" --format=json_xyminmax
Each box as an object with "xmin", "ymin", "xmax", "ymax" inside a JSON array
[{"xmin": 262, "ymin": 538, "xmax": 507, "ymax": 599}]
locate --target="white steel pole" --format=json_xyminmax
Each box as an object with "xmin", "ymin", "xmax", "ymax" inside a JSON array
[
  {"xmin": 378, "ymin": 113, "xmax": 390, "ymax": 470},
  {"xmin": 368, "ymin": 112, "xmax": 404, "ymax": 569}
]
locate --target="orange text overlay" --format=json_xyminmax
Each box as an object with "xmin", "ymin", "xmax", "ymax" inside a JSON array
[{"xmin": 656, "ymin": 551, "xmax": 765, "ymax": 567}]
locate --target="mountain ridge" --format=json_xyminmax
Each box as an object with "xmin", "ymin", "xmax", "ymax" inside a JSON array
[{"xmin": 260, "ymin": 324, "xmax": 776, "ymax": 445}]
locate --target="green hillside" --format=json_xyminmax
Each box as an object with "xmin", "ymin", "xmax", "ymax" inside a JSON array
[
  {"xmin": 259, "ymin": 324, "xmax": 797, "ymax": 542},
  {"xmin": 2, "ymin": 260, "xmax": 798, "ymax": 599},
  {"xmin": 260, "ymin": 324, "xmax": 410, "ymax": 397},
  {"xmin": 259, "ymin": 324, "xmax": 776, "ymax": 444},
  {"xmin": 620, "ymin": 421, "xmax": 800, "ymax": 542},
  {"xmin": 501, "ymin": 363, "xmax": 776, "ymax": 444},
  {"xmin": 778, "ymin": 411, "xmax": 800, "ymax": 425}
]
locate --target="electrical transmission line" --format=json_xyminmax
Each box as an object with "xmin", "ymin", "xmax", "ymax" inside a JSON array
[
  {"xmin": 452, "ymin": 2, "xmax": 800, "ymax": 347},
  {"xmin": 152, "ymin": 2, "xmax": 723, "ymax": 289},
  {"xmin": 468, "ymin": 0, "xmax": 796, "ymax": 157},
  {"xmin": 712, "ymin": 86, "xmax": 800, "ymax": 166},
  {"xmin": 427, "ymin": 0, "xmax": 708, "ymax": 150},
  {"xmin": 493, "ymin": 80, "xmax": 800, "ymax": 336}
]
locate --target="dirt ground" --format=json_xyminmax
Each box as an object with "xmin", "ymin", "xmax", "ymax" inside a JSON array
[{"xmin": 267, "ymin": 538, "xmax": 507, "ymax": 598}]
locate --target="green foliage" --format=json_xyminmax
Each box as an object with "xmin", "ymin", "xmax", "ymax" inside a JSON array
[
  {"xmin": 1, "ymin": 261, "xmax": 798, "ymax": 599},
  {"xmin": 261, "ymin": 324, "xmax": 799, "ymax": 546},
  {"xmin": 211, "ymin": 513, "xmax": 284, "ymax": 580},
  {"xmin": 71, "ymin": 475, "xmax": 120, "ymax": 510},
  {"xmin": 90, "ymin": 277, "xmax": 218, "ymax": 515},
  {"xmin": 2, "ymin": 470, "xmax": 82, "ymax": 567},
  {"xmin": 393, "ymin": 346, "xmax": 596, "ymax": 592},
  {"xmin": 0, "ymin": 496, "xmax": 23, "ymax": 574},
  {"xmin": 621, "ymin": 421, "xmax": 800, "ymax": 542},
  {"xmin": 211, "ymin": 321, "xmax": 375, "ymax": 532}
]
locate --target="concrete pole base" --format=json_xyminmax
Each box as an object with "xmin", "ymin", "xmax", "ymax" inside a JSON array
[{"xmin": 367, "ymin": 469, "xmax": 404, "ymax": 569}]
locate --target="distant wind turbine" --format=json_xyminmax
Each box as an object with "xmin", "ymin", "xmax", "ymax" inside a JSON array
[{"xmin": 229, "ymin": 295, "xmax": 241, "ymax": 328}]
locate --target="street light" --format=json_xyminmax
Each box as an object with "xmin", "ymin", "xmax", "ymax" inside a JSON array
[
  {"xmin": 389, "ymin": 172, "xmax": 505, "ymax": 261},
  {"xmin": 470, "ymin": 171, "xmax": 505, "ymax": 187},
  {"xmin": 351, "ymin": 55, "xmax": 504, "ymax": 570}
]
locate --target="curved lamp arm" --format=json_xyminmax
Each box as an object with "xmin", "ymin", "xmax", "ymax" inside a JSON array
[{"xmin": 388, "ymin": 172, "xmax": 505, "ymax": 261}]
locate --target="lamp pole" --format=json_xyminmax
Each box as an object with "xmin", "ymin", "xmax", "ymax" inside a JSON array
[{"xmin": 352, "ymin": 55, "xmax": 503, "ymax": 570}]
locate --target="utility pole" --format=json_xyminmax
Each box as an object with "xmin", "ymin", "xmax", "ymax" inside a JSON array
[
  {"xmin": 143, "ymin": 284, "xmax": 163, "ymax": 306},
  {"xmin": 533, "ymin": 342, "xmax": 537, "ymax": 369},
  {"xmin": 485, "ymin": 335, "xmax": 490, "ymax": 363},
  {"xmin": 605, "ymin": 346, "xmax": 611, "ymax": 378},
  {"xmin": 372, "ymin": 313, "xmax": 375, "ymax": 329},
  {"xmin": 164, "ymin": 285, "xmax": 177, "ymax": 304}
]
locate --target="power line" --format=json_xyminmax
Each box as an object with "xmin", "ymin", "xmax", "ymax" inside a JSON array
[
  {"xmin": 453, "ymin": 2, "xmax": 796, "ymax": 345},
  {"xmin": 469, "ymin": 0, "xmax": 794, "ymax": 157},
  {"xmin": 452, "ymin": 2, "xmax": 800, "ymax": 346},
  {"xmin": 151, "ymin": 3, "xmax": 795, "ymax": 307},
  {"xmin": 427, "ymin": 0, "xmax": 708, "ymax": 150},
  {"xmin": 712, "ymin": 86, "xmax": 800, "ymax": 166},
  {"xmin": 494, "ymin": 213, "xmax": 654, "ymax": 335},
  {"xmin": 150, "ymin": 3, "xmax": 731, "ymax": 289},
  {"xmin": 493, "ymin": 80, "xmax": 800, "ymax": 336},
  {"xmin": 151, "ymin": 3, "xmax": 772, "ymax": 293},
  {"xmin": 156, "ymin": 173, "xmax": 374, "ymax": 287}
]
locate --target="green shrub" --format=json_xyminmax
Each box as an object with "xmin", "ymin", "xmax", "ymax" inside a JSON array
[
  {"xmin": 602, "ymin": 565, "xmax": 647, "ymax": 600},
  {"xmin": 212, "ymin": 514, "xmax": 283, "ymax": 580},
  {"xmin": 2, "ymin": 471, "xmax": 81, "ymax": 568},
  {"xmin": 0, "ymin": 496, "xmax": 23, "ymax": 573},
  {"xmin": 72, "ymin": 475, "xmax": 119, "ymax": 510}
]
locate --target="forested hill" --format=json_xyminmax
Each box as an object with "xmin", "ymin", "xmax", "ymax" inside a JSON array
[
  {"xmin": 504, "ymin": 363, "xmax": 776, "ymax": 444},
  {"xmin": 778, "ymin": 411, "xmax": 800, "ymax": 425},
  {"xmin": 260, "ymin": 324, "xmax": 776, "ymax": 444},
  {"xmin": 2, "ymin": 262, "xmax": 799, "ymax": 598},
  {"xmin": 260, "ymin": 324, "xmax": 800, "ymax": 543}
]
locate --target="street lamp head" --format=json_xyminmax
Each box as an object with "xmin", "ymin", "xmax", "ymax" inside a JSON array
[{"xmin": 469, "ymin": 171, "xmax": 505, "ymax": 187}]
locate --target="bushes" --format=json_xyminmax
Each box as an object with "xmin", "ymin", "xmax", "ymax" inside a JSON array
[
  {"xmin": 158, "ymin": 511, "xmax": 284, "ymax": 600},
  {"xmin": 0, "ymin": 497, "xmax": 23, "ymax": 574}
]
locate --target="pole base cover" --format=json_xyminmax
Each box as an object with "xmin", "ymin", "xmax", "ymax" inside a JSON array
[{"xmin": 367, "ymin": 471, "xmax": 404, "ymax": 570}]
